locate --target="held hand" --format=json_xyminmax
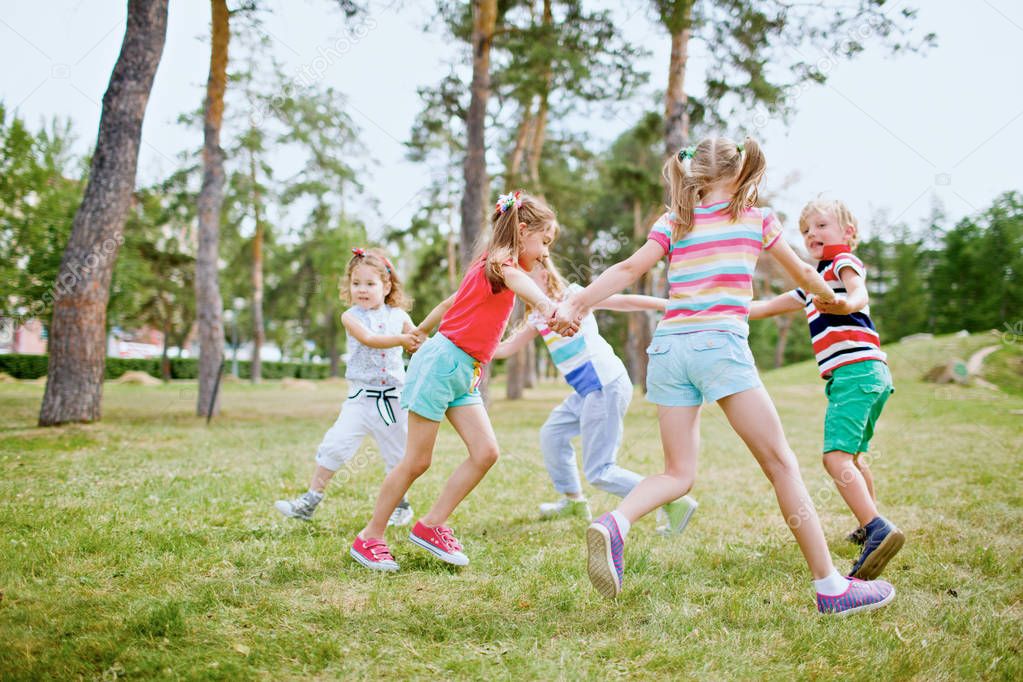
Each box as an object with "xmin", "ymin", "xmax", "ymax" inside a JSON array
[
  {"xmin": 548, "ymin": 299, "xmax": 582, "ymax": 337},
  {"xmin": 814, "ymin": 297, "xmax": 852, "ymax": 315},
  {"xmin": 400, "ymin": 332, "xmax": 423, "ymax": 353}
]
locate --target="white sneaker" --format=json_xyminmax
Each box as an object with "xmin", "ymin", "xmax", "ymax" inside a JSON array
[
  {"xmin": 274, "ymin": 491, "xmax": 321, "ymax": 521},
  {"xmin": 539, "ymin": 497, "xmax": 592, "ymax": 520},
  {"xmin": 388, "ymin": 500, "xmax": 414, "ymax": 527},
  {"xmin": 656, "ymin": 494, "xmax": 698, "ymax": 536}
]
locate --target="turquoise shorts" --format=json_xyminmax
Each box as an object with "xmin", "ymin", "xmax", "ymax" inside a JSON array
[
  {"xmin": 823, "ymin": 360, "xmax": 893, "ymax": 454},
  {"xmin": 401, "ymin": 333, "xmax": 483, "ymax": 422},
  {"xmin": 645, "ymin": 331, "xmax": 762, "ymax": 407}
]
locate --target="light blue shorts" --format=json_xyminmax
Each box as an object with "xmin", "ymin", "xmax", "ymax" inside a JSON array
[
  {"xmin": 400, "ymin": 333, "xmax": 483, "ymax": 422},
  {"xmin": 645, "ymin": 331, "xmax": 762, "ymax": 407}
]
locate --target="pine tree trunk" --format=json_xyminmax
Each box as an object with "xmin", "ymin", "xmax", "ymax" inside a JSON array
[
  {"xmin": 249, "ymin": 148, "xmax": 264, "ymax": 384},
  {"xmin": 195, "ymin": 0, "xmax": 229, "ymax": 417},
  {"xmin": 38, "ymin": 0, "xmax": 168, "ymax": 426},
  {"xmin": 524, "ymin": 338, "xmax": 536, "ymax": 388},
  {"xmin": 526, "ymin": 0, "xmax": 553, "ymax": 190},
  {"xmin": 160, "ymin": 318, "xmax": 171, "ymax": 381},
  {"xmin": 625, "ymin": 198, "xmax": 652, "ymax": 385},
  {"xmin": 506, "ymin": 102, "xmax": 533, "ymax": 187},
  {"xmin": 459, "ymin": 0, "xmax": 497, "ymax": 267},
  {"xmin": 664, "ymin": 5, "xmax": 692, "ymax": 157},
  {"xmin": 506, "ymin": 300, "xmax": 526, "ymax": 399}
]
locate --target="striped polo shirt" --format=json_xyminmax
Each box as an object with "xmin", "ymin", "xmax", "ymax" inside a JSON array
[
  {"xmin": 648, "ymin": 204, "xmax": 782, "ymax": 338},
  {"xmin": 527, "ymin": 284, "xmax": 627, "ymax": 396},
  {"xmin": 790, "ymin": 244, "xmax": 886, "ymax": 378}
]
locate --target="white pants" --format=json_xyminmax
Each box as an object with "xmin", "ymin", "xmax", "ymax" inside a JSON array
[
  {"xmin": 539, "ymin": 373, "xmax": 643, "ymax": 498},
  {"xmin": 315, "ymin": 387, "xmax": 408, "ymax": 473}
]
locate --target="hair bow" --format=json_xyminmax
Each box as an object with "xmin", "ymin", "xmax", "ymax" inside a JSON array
[
  {"xmin": 351, "ymin": 247, "xmax": 366, "ymax": 257},
  {"xmin": 495, "ymin": 191, "xmax": 522, "ymax": 215}
]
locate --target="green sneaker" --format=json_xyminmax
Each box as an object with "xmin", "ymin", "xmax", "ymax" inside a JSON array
[
  {"xmin": 656, "ymin": 495, "xmax": 698, "ymax": 536},
  {"xmin": 539, "ymin": 497, "xmax": 592, "ymax": 520}
]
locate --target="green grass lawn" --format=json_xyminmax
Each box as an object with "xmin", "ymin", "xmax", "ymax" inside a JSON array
[{"xmin": 1, "ymin": 333, "xmax": 1021, "ymax": 680}]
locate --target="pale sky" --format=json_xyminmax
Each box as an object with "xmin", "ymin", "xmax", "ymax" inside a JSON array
[{"xmin": 2, "ymin": 1, "xmax": 1021, "ymax": 247}]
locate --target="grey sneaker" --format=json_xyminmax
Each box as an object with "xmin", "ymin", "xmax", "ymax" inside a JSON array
[
  {"xmin": 539, "ymin": 497, "xmax": 592, "ymax": 520},
  {"xmin": 656, "ymin": 495, "xmax": 698, "ymax": 536},
  {"xmin": 388, "ymin": 500, "xmax": 414, "ymax": 527},
  {"xmin": 274, "ymin": 492, "xmax": 321, "ymax": 521}
]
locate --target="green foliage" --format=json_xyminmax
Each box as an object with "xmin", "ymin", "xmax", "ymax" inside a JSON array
[
  {"xmin": 0, "ymin": 104, "xmax": 84, "ymax": 319},
  {"xmin": 0, "ymin": 354, "xmax": 330, "ymax": 381}
]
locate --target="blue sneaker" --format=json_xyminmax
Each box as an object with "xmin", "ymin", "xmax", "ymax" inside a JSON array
[
  {"xmin": 850, "ymin": 516, "xmax": 905, "ymax": 580},
  {"xmin": 817, "ymin": 577, "xmax": 896, "ymax": 615},
  {"xmin": 586, "ymin": 513, "xmax": 625, "ymax": 598}
]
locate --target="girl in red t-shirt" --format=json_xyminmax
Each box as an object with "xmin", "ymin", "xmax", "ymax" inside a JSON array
[{"xmin": 351, "ymin": 191, "xmax": 573, "ymax": 571}]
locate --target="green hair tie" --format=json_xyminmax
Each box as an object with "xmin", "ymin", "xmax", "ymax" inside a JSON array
[
  {"xmin": 677, "ymin": 145, "xmax": 697, "ymax": 162},
  {"xmin": 736, "ymin": 142, "xmax": 745, "ymax": 153}
]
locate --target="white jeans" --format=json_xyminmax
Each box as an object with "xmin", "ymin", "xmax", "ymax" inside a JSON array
[
  {"xmin": 315, "ymin": 387, "xmax": 407, "ymax": 473},
  {"xmin": 539, "ymin": 373, "xmax": 643, "ymax": 498}
]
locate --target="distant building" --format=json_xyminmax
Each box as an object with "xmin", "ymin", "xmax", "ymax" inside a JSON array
[{"xmin": 0, "ymin": 318, "xmax": 47, "ymax": 354}]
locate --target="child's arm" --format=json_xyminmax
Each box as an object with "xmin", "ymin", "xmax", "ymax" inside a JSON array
[
  {"xmin": 593, "ymin": 294, "xmax": 667, "ymax": 313},
  {"xmin": 765, "ymin": 239, "xmax": 836, "ymax": 304},
  {"xmin": 815, "ymin": 268, "xmax": 868, "ymax": 315},
  {"xmin": 416, "ymin": 294, "xmax": 456, "ymax": 336},
  {"xmin": 502, "ymin": 266, "xmax": 557, "ymax": 313},
  {"xmin": 341, "ymin": 310, "xmax": 420, "ymax": 353},
  {"xmin": 553, "ymin": 240, "xmax": 665, "ymax": 329},
  {"xmin": 491, "ymin": 325, "xmax": 540, "ymax": 360},
  {"xmin": 749, "ymin": 293, "xmax": 804, "ymax": 320}
]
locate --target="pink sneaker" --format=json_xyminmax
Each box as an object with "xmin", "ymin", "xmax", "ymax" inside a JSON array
[
  {"xmin": 408, "ymin": 520, "xmax": 469, "ymax": 566},
  {"xmin": 817, "ymin": 577, "xmax": 895, "ymax": 615},
  {"xmin": 350, "ymin": 534, "xmax": 399, "ymax": 572}
]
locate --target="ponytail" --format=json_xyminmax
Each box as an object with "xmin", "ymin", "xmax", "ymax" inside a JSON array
[
  {"xmin": 726, "ymin": 136, "xmax": 766, "ymax": 222},
  {"xmin": 664, "ymin": 135, "xmax": 768, "ymax": 241}
]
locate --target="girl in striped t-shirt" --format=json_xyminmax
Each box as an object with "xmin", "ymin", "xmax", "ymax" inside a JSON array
[{"xmin": 552, "ymin": 136, "xmax": 896, "ymax": 615}]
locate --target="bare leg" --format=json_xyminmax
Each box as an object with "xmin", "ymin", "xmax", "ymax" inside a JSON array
[
  {"xmin": 717, "ymin": 387, "xmax": 835, "ymax": 580},
  {"xmin": 855, "ymin": 453, "xmax": 877, "ymax": 502},
  {"xmin": 420, "ymin": 404, "xmax": 500, "ymax": 526},
  {"xmin": 616, "ymin": 404, "xmax": 701, "ymax": 522},
  {"xmin": 361, "ymin": 412, "xmax": 440, "ymax": 539},
  {"xmin": 823, "ymin": 450, "xmax": 878, "ymax": 527},
  {"xmin": 309, "ymin": 465, "xmax": 335, "ymax": 494}
]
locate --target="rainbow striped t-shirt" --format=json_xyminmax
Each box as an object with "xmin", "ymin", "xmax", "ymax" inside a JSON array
[
  {"xmin": 647, "ymin": 203, "xmax": 782, "ymax": 338},
  {"xmin": 527, "ymin": 284, "xmax": 628, "ymax": 396}
]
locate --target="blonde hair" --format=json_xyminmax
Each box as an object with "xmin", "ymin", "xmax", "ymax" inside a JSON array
[
  {"xmin": 340, "ymin": 247, "xmax": 411, "ymax": 310},
  {"xmin": 798, "ymin": 198, "xmax": 860, "ymax": 249},
  {"xmin": 483, "ymin": 191, "xmax": 558, "ymax": 290},
  {"xmin": 663, "ymin": 135, "xmax": 767, "ymax": 242},
  {"xmin": 517, "ymin": 256, "xmax": 569, "ymax": 316}
]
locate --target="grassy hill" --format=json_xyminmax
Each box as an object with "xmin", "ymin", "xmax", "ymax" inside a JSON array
[{"xmin": 0, "ymin": 333, "xmax": 1020, "ymax": 679}]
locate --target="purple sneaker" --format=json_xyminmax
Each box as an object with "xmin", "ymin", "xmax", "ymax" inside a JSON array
[
  {"xmin": 587, "ymin": 513, "xmax": 625, "ymax": 598},
  {"xmin": 817, "ymin": 577, "xmax": 895, "ymax": 616}
]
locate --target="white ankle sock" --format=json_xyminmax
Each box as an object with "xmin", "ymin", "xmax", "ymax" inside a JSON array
[
  {"xmin": 609, "ymin": 510, "xmax": 631, "ymax": 538},
  {"xmin": 814, "ymin": 570, "xmax": 850, "ymax": 596}
]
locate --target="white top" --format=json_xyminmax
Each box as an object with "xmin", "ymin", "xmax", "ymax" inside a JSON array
[
  {"xmin": 345, "ymin": 304, "xmax": 411, "ymax": 389},
  {"xmin": 527, "ymin": 284, "xmax": 628, "ymax": 396}
]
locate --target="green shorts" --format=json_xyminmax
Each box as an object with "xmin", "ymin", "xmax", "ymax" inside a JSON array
[{"xmin": 823, "ymin": 360, "xmax": 893, "ymax": 455}]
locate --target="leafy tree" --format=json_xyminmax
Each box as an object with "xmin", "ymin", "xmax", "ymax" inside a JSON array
[{"xmin": 0, "ymin": 108, "xmax": 84, "ymax": 322}]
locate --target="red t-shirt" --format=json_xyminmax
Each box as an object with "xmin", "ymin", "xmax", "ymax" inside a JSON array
[{"xmin": 439, "ymin": 256, "xmax": 516, "ymax": 363}]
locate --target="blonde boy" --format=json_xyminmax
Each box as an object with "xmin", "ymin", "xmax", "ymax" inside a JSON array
[{"xmin": 750, "ymin": 198, "xmax": 904, "ymax": 580}]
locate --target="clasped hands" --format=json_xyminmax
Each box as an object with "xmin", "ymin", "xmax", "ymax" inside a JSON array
[{"xmin": 544, "ymin": 299, "xmax": 583, "ymax": 337}]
